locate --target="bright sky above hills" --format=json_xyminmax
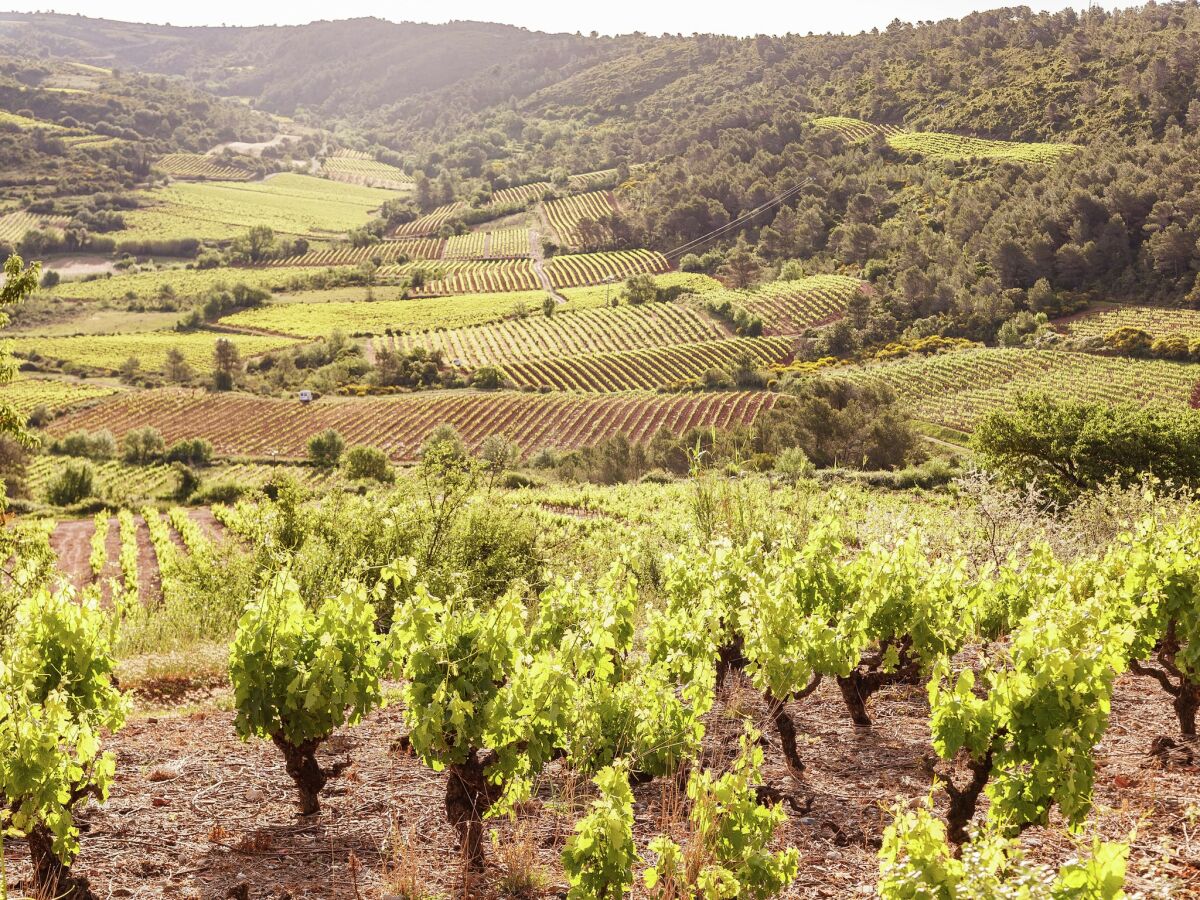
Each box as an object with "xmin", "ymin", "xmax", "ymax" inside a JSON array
[{"xmin": 12, "ymin": 1, "xmax": 1116, "ymax": 36}]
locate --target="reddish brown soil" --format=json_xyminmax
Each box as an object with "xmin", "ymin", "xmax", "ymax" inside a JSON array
[
  {"xmin": 3, "ymin": 670, "xmax": 1197, "ymax": 899},
  {"xmin": 49, "ymin": 517, "xmax": 95, "ymax": 592},
  {"xmin": 136, "ymin": 514, "xmax": 163, "ymax": 603},
  {"xmin": 189, "ymin": 506, "xmax": 227, "ymax": 542}
]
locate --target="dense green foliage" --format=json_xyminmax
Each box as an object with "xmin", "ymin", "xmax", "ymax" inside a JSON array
[{"xmin": 973, "ymin": 393, "xmax": 1200, "ymax": 500}]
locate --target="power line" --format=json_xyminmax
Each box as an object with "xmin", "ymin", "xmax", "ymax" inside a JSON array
[{"xmin": 662, "ymin": 177, "xmax": 814, "ymax": 260}]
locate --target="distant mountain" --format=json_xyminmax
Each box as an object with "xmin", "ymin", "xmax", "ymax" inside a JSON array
[{"xmin": 0, "ymin": 13, "xmax": 616, "ymax": 117}]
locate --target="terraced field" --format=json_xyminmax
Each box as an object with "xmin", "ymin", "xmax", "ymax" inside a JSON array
[
  {"xmin": 47, "ymin": 389, "xmax": 778, "ymax": 461},
  {"xmin": 13, "ymin": 331, "xmax": 299, "ymax": 374},
  {"xmin": 491, "ymin": 183, "xmax": 550, "ymax": 206},
  {"xmin": 39, "ymin": 265, "xmax": 357, "ymax": 302},
  {"xmin": 700, "ymin": 275, "xmax": 864, "ymax": 334},
  {"xmin": 813, "ymin": 115, "xmax": 1076, "ymax": 163},
  {"xmin": 0, "ymin": 210, "xmax": 69, "ymax": 243},
  {"xmin": 444, "ymin": 228, "xmax": 532, "ymax": 259},
  {"xmin": 544, "ymin": 191, "xmax": 617, "ymax": 247},
  {"xmin": 498, "ymin": 336, "xmax": 792, "ymax": 392},
  {"xmin": 379, "ymin": 259, "xmax": 542, "ymax": 293},
  {"xmin": 321, "ymin": 156, "xmax": 413, "ymax": 190},
  {"xmin": 222, "ymin": 289, "xmax": 609, "ymax": 337},
  {"xmin": 154, "ymin": 154, "xmax": 253, "ymax": 181},
  {"xmin": 388, "ymin": 303, "xmax": 728, "ymax": 366},
  {"xmin": 544, "ymin": 250, "xmax": 670, "ymax": 287},
  {"xmin": 1066, "ymin": 305, "xmax": 1200, "ymax": 341},
  {"xmin": 0, "ymin": 377, "xmax": 120, "ymax": 415},
  {"xmin": 392, "ymin": 203, "xmax": 467, "ymax": 237},
  {"xmin": 840, "ymin": 348, "xmax": 1200, "ymax": 434},
  {"xmin": 119, "ymin": 174, "xmax": 396, "ymax": 242},
  {"xmin": 269, "ymin": 238, "xmax": 445, "ymax": 266}
]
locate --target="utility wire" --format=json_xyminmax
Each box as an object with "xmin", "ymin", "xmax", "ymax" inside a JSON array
[{"xmin": 662, "ymin": 177, "xmax": 814, "ymax": 260}]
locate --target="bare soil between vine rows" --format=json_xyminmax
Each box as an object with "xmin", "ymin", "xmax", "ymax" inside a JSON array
[{"xmin": 5, "ymin": 667, "xmax": 1199, "ymax": 899}]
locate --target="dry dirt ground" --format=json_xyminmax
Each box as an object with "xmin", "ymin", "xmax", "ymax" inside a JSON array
[{"xmin": 5, "ymin": 667, "xmax": 1199, "ymax": 899}]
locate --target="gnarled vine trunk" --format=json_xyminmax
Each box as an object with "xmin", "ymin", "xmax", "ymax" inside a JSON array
[
  {"xmin": 26, "ymin": 825, "xmax": 97, "ymax": 900},
  {"xmin": 272, "ymin": 734, "xmax": 328, "ymax": 816},
  {"xmin": 836, "ymin": 639, "xmax": 921, "ymax": 727},
  {"xmin": 763, "ymin": 676, "xmax": 822, "ymax": 779},
  {"xmin": 942, "ymin": 750, "xmax": 995, "ymax": 848},
  {"xmin": 445, "ymin": 749, "xmax": 499, "ymax": 869}
]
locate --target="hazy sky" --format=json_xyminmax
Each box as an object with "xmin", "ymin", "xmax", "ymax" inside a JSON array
[{"xmin": 11, "ymin": 1, "xmax": 1105, "ymax": 36}]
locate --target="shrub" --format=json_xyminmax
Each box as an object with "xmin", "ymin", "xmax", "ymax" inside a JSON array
[
  {"xmin": 342, "ymin": 445, "xmax": 394, "ymax": 483},
  {"xmin": 774, "ymin": 447, "xmax": 814, "ymax": 480},
  {"xmin": 52, "ymin": 429, "xmax": 116, "ymax": 460},
  {"xmin": 121, "ymin": 427, "xmax": 165, "ymax": 464},
  {"xmin": 165, "ymin": 438, "xmax": 213, "ymax": 467},
  {"xmin": 472, "ymin": 366, "xmax": 506, "ymax": 389},
  {"xmin": 46, "ymin": 461, "xmax": 95, "ymax": 506},
  {"xmin": 307, "ymin": 429, "xmax": 345, "ymax": 469}
]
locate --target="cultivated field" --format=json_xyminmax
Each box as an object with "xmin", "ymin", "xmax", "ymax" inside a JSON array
[
  {"xmin": 497, "ymin": 336, "xmax": 793, "ymax": 391},
  {"xmin": 388, "ymin": 302, "xmax": 730, "ymax": 366},
  {"xmin": 13, "ymin": 331, "xmax": 299, "ymax": 374},
  {"xmin": 119, "ymin": 174, "xmax": 397, "ymax": 242},
  {"xmin": 48, "ymin": 389, "xmax": 778, "ymax": 460},
  {"xmin": 813, "ymin": 115, "xmax": 1077, "ymax": 163},
  {"xmin": 702, "ymin": 275, "xmax": 864, "ymax": 334},
  {"xmin": 221, "ymin": 289, "xmax": 610, "ymax": 337},
  {"xmin": 842, "ymin": 347, "xmax": 1200, "ymax": 434},
  {"xmin": 154, "ymin": 153, "xmax": 254, "ymax": 181}
]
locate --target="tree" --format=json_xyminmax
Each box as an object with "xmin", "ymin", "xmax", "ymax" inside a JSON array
[
  {"xmin": 973, "ymin": 394, "xmax": 1200, "ymax": 501},
  {"xmin": 342, "ymin": 445, "xmax": 394, "ymax": 482},
  {"xmin": 719, "ymin": 238, "xmax": 763, "ymax": 288},
  {"xmin": 621, "ymin": 274, "xmax": 658, "ymax": 305},
  {"xmin": 212, "ymin": 338, "xmax": 242, "ymax": 391},
  {"xmin": 164, "ymin": 347, "xmax": 193, "ymax": 383},
  {"xmin": 120, "ymin": 427, "xmax": 165, "ymax": 465},
  {"xmin": 307, "ymin": 429, "xmax": 345, "ymax": 469}
]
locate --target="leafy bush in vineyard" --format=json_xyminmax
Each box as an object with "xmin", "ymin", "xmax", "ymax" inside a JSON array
[
  {"xmin": 561, "ymin": 763, "xmax": 638, "ymax": 900},
  {"xmin": 644, "ymin": 733, "xmax": 799, "ymax": 899},
  {"xmin": 878, "ymin": 800, "xmax": 1127, "ymax": 899},
  {"xmin": 0, "ymin": 586, "xmax": 126, "ymax": 900},
  {"xmin": 927, "ymin": 547, "xmax": 1138, "ymax": 842},
  {"xmin": 229, "ymin": 570, "xmax": 384, "ymax": 814}
]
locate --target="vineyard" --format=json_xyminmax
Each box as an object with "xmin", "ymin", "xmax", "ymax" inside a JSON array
[
  {"xmin": 1066, "ymin": 304, "xmax": 1200, "ymax": 341},
  {"xmin": 812, "ymin": 115, "xmax": 903, "ymax": 141},
  {"xmin": 320, "ymin": 156, "xmax": 414, "ymax": 191},
  {"xmin": 268, "ymin": 238, "xmax": 446, "ymax": 266},
  {"xmin": 47, "ymin": 388, "xmax": 777, "ymax": 460},
  {"xmin": 544, "ymin": 190, "xmax": 618, "ymax": 247},
  {"xmin": 13, "ymin": 331, "xmax": 298, "ymax": 374},
  {"xmin": 444, "ymin": 227, "xmax": 532, "ymax": 259},
  {"xmin": 154, "ymin": 153, "xmax": 254, "ymax": 181},
  {"xmin": 0, "ymin": 376, "xmax": 120, "ymax": 415},
  {"xmin": 221, "ymin": 289, "xmax": 611, "ymax": 338},
  {"xmin": 38, "ymin": 265, "xmax": 359, "ymax": 302},
  {"xmin": 497, "ymin": 336, "xmax": 793, "ymax": 391},
  {"xmin": 840, "ymin": 347, "xmax": 1200, "ymax": 434},
  {"xmin": 380, "ymin": 259, "xmax": 542, "ymax": 293},
  {"xmin": 118, "ymin": 174, "xmax": 396, "ymax": 242},
  {"xmin": 813, "ymin": 115, "xmax": 1077, "ymax": 163},
  {"xmin": 392, "ymin": 202, "xmax": 467, "ymax": 236},
  {"xmin": 886, "ymin": 130, "xmax": 1078, "ymax": 163},
  {"xmin": 388, "ymin": 302, "xmax": 729, "ymax": 366},
  {"xmin": 544, "ymin": 249, "xmax": 670, "ymax": 287},
  {"xmin": 0, "ymin": 210, "xmax": 69, "ymax": 243},
  {"xmin": 700, "ymin": 274, "xmax": 864, "ymax": 334},
  {"xmin": 14, "ymin": 470, "xmax": 1196, "ymax": 898},
  {"xmin": 490, "ymin": 182, "xmax": 550, "ymax": 206}
]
